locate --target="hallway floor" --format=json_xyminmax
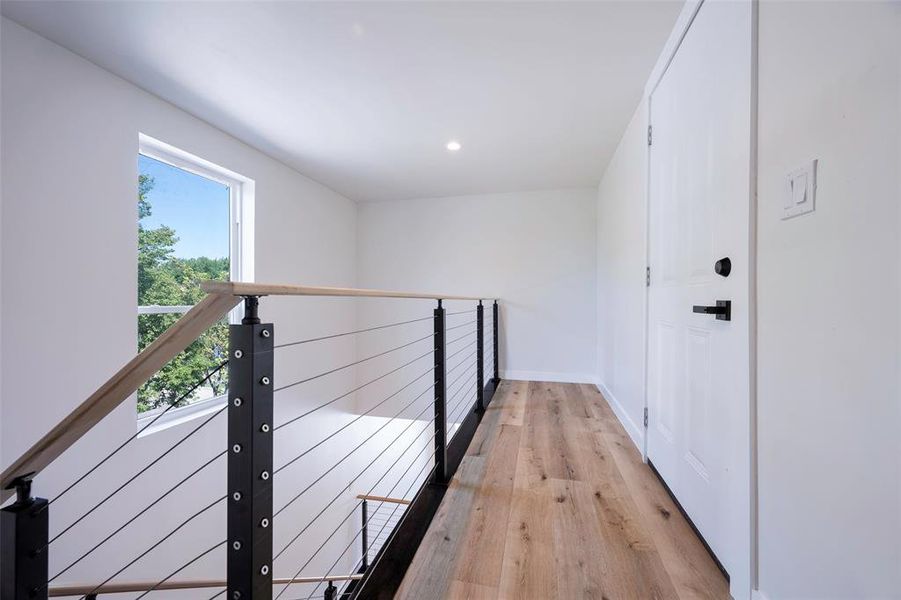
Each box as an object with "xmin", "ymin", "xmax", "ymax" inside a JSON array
[{"xmin": 396, "ymin": 380, "xmax": 730, "ymax": 599}]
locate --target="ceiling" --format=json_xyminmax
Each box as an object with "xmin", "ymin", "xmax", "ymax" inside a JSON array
[{"xmin": 1, "ymin": 1, "xmax": 681, "ymax": 202}]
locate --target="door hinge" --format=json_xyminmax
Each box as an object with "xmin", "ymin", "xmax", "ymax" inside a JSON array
[
  {"xmin": 643, "ymin": 407, "xmax": 649, "ymax": 428},
  {"xmin": 646, "ymin": 266, "xmax": 651, "ymax": 287},
  {"xmin": 647, "ymin": 124, "xmax": 653, "ymax": 146}
]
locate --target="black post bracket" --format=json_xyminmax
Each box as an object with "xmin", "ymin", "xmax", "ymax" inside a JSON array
[
  {"xmin": 1, "ymin": 475, "xmax": 49, "ymax": 600},
  {"xmin": 242, "ymin": 295, "xmax": 261, "ymax": 325},
  {"xmin": 324, "ymin": 581, "xmax": 338, "ymax": 600}
]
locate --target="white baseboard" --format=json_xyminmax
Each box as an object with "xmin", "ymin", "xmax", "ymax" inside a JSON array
[
  {"xmin": 751, "ymin": 591, "xmax": 770, "ymax": 600},
  {"xmin": 595, "ymin": 380, "xmax": 644, "ymax": 453},
  {"xmin": 501, "ymin": 370, "xmax": 597, "ymax": 384}
]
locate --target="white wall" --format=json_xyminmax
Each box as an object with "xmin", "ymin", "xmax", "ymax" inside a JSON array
[
  {"xmin": 756, "ymin": 2, "xmax": 901, "ymax": 598},
  {"xmin": 1, "ymin": 16, "xmax": 360, "ymax": 591},
  {"xmin": 595, "ymin": 102, "xmax": 649, "ymax": 449},
  {"xmin": 595, "ymin": 1, "xmax": 901, "ymax": 598},
  {"xmin": 356, "ymin": 188, "xmax": 598, "ymax": 384}
]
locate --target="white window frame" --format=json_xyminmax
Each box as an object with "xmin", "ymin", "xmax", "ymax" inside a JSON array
[{"xmin": 137, "ymin": 133, "xmax": 255, "ymax": 433}]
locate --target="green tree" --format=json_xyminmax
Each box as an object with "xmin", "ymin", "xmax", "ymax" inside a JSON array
[{"xmin": 137, "ymin": 173, "xmax": 229, "ymax": 413}]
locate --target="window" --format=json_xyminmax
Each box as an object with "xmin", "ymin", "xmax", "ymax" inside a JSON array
[{"xmin": 137, "ymin": 135, "xmax": 253, "ymax": 421}]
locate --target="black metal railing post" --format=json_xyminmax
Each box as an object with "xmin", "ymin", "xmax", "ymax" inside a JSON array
[
  {"xmin": 433, "ymin": 300, "xmax": 448, "ymax": 485},
  {"xmin": 492, "ymin": 300, "xmax": 499, "ymax": 383},
  {"xmin": 324, "ymin": 581, "xmax": 338, "ymax": 600},
  {"xmin": 360, "ymin": 499, "xmax": 369, "ymax": 571},
  {"xmin": 476, "ymin": 301, "xmax": 485, "ymax": 413},
  {"xmin": 1, "ymin": 477, "xmax": 49, "ymax": 600},
  {"xmin": 227, "ymin": 296, "xmax": 274, "ymax": 600}
]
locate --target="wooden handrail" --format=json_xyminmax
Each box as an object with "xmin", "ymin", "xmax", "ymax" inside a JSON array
[
  {"xmin": 48, "ymin": 574, "xmax": 363, "ymax": 596},
  {"xmin": 356, "ymin": 493, "xmax": 411, "ymax": 505},
  {"xmin": 1, "ymin": 281, "xmax": 497, "ymax": 503},
  {"xmin": 0, "ymin": 292, "xmax": 241, "ymax": 501},
  {"xmin": 201, "ymin": 281, "xmax": 493, "ymax": 301}
]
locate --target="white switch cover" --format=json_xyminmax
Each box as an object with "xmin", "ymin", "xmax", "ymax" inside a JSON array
[{"xmin": 783, "ymin": 159, "xmax": 817, "ymax": 219}]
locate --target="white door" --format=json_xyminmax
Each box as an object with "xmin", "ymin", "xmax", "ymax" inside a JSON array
[{"xmin": 647, "ymin": 1, "xmax": 752, "ymax": 598}]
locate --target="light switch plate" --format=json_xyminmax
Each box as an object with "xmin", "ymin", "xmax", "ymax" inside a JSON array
[{"xmin": 783, "ymin": 159, "xmax": 817, "ymax": 220}]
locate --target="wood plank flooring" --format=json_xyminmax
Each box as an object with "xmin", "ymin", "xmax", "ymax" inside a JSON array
[{"xmin": 396, "ymin": 381, "xmax": 729, "ymax": 600}]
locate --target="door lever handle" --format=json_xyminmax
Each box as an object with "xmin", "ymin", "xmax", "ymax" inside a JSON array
[{"xmin": 692, "ymin": 300, "xmax": 731, "ymax": 321}]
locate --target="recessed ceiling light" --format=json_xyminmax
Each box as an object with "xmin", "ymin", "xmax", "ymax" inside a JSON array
[{"xmin": 446, "ymin": 140, "xmax": 462, "ymax": 152}]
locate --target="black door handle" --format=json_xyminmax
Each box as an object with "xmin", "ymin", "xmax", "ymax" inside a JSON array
[{"xmin": 692, "ymin": 300, "xmax": 731, "ymax": 321}]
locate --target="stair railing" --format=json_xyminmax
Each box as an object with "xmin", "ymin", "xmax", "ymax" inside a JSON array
[{"xmin": 0, "ymin": 281, "xmax": 501, "ymax": 600}]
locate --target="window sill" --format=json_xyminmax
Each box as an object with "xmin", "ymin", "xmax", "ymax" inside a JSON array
[{"xmin": 137, "ymin": 393, "xmax": 227, "ymax": 437}]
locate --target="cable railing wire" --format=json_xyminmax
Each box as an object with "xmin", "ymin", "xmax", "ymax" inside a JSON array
[
  {"xmin": 275, "ymin": 416, "xmax": 438, "ymax": 600},
  {"xmin": 272, "ymin": 396, "xmax": 434, "ymax": 530},
  {"xmin": 349, "ymin": 437, "xmax": 449, "ymax": 597},
  {"xmin": 447, "ymin": 370, "xmax": 477, "ymax": 415},
  {"xmin": 273, "ymin": 366, "xmax": 434, "ymax": 475},
  {"xmin": 448, "ymin": 371, "xmax": 477, "ymax": 417},
  {"xmin": 274, "ymin": 348, "xmax": 434, "ymax": 430},
  {"xmin": 352, "ymin": 489, "xmax": 419, "ymax": 591},
  {"xmin": 47, "ymin": 404, "xmax": 228, "ymax": 547},
  {"xmin": 282, "ymin": 590, "xmax": 357, "ymax": 600},
  {"xmin": 449, "ymin": 389, "xmax": 478, "ymax": 431},
  {"xmin": 483, "ymin": 341, "xmax": 496, "ymax": 375},
  {"xmin": 283, "ymin": 376, "xmax": 438, "ymax": 528},
  {"xmin": 274, "ymin": 315, "xmax": 433, "ymax": 350},
  {"xmin": 447, "ymin": 387, "xmax": 477, "ymax": 429},
  {"xmin": 48, "ymin": 449, "xmax": 228, "ymax": 582},
  {"xmin": 445, "ymin": 347, "xmax": 477, "ymax": 379},
  {"xmin": 66, "ymin": 494, "xmax": 227, "ymax": 600},
  {"xmin": 133, "ymin": 539, "xmax": 226, "ymax": 600},
  {"xmin": 272, "ymin": 385, "xmax": 434, "ymax": 561},
  {"xmin": 451, "ymin": 351, "xmax": 478, "ymax": 385},
  {"xmin": 274, "ymin": 332, "xmax": 435, "ymax": 394},
  {"xmin": 313, "ymin": 303, "xmax": 493, "ymax": 586},
  {"xmin": 445, "ymin": 329, "xmax": 476, "ymax": 347},
  {"xmin": 445, "ymin": 309, "xmax": 477, "ymax": 317},
  {"xmin": 272, "ymin": 404, "xmax": 437, "ymax": 579},
  {"xmin": 272, "ymin": 369, "xmax": 434, "ymax": 475},
  {"xmin": 445, "ymin": 320, "xmax": 476, "ymax": 333},
  {"xmin": 444, "ymin": 339, "xmax": 476, "ymax": 364},
  {"xmin": 365, "ymin": 516, "xmax": 400, "ymax": 528},
  {"xmin": 304, "ymin": 425, "xmax": 441, "ymax": 600},
  {"xmin": 29, "ymin": 301, "xmax": 495, "ymax": 599},
  {"xmin": 446, "ymin": 358, "xmax": 477, "ymax": 396},
  {"xmin": 285, "ymin": 592, "xmax": 352, "ymax": 600},
  {"xmin": 484, "ymin": 349, "xmax": 495, "ymax": 371},
  {"xmin": 449, "ymin": 401, "xmax": 477, "ymax": 443},
  {"xmin": 300, "ymin": 493, "xmax": 409, "ymax": 600},
  {"xmin": 272, "ymin": 396, "xmax": 432, "ymax": 531},
  {"xmin": 46, "ymin": 361, "xmax": 228, "ymax": 509}
]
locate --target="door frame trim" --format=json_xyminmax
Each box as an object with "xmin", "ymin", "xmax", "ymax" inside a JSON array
[
  {"xmin": 641, "ymin": 0, "xmax": 704, "ymax": 464},
  {"xmin": 640, "ymin": 1, "xmax": 759, "ymax": 598}
]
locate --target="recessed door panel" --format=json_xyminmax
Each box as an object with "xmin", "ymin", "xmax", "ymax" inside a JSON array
[
  {"xmin": 685, "ymin": 327, "xmax": 711, "ymax": 482},
  {"xmin": 655, "ymin": 321, "xmax": 677, "ymax": 442}
]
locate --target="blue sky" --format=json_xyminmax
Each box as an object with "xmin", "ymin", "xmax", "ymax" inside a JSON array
[{"xmin": 138, "ymin": 154, "xmax": 230, "ymax": 259}]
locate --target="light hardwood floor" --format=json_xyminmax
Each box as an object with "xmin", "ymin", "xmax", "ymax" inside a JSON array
[{"xmin": 396, "ymin": 380, "xmax": 729, "ymax": 600}]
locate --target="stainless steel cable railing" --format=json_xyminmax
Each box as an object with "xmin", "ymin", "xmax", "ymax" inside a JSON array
[{"xmin": 1, "ymin": 283, "xmax": 501, "ymax": 600}]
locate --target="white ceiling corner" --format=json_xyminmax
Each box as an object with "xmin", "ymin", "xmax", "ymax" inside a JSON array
[{"xmin": 1, "ymin": 1, "xmax": 682, "ymax": 202}]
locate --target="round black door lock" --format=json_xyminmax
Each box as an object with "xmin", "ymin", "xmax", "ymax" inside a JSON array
[{"xmin": 715, "ymin": 257, "xmax": 731, "ymax": 277}]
